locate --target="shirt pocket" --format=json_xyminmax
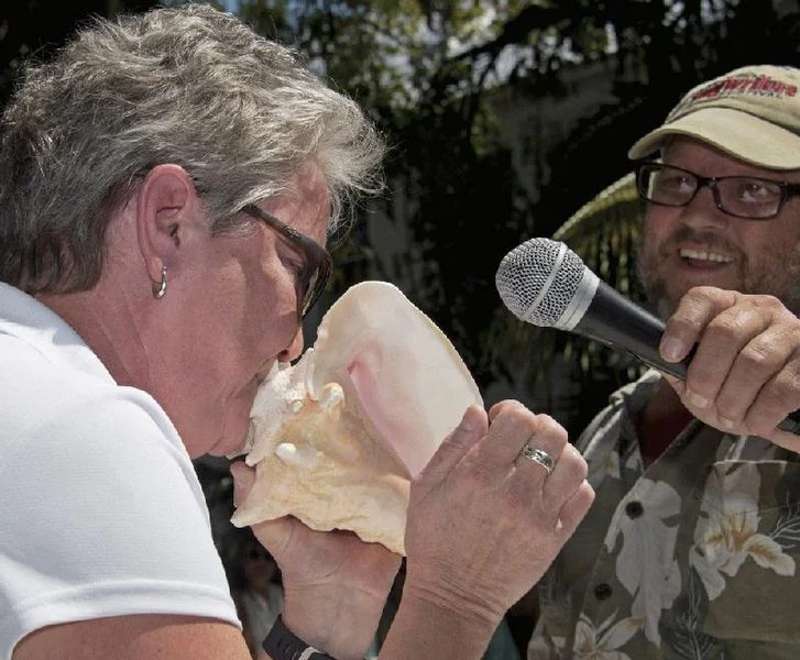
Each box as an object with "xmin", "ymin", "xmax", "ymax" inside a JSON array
[{"xmin": 689, "ymin": 460, "xmax": 800, "ymax": 644}]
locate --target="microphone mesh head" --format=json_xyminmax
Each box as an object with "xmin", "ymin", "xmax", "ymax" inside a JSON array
[{"xmin": 495, "ymin": 238, "xmax": 586, "ymax": 327}]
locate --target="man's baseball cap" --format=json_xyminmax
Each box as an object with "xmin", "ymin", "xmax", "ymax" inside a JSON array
[{"xmin": 628, "ymin": 65, "xmax": 800, "ymax": 170}]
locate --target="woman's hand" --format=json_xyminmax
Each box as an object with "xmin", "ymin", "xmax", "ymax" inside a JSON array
[
  {"xmin": 230, "ymin": 461, "xmax": 401, "ymax": 660},
  {"xmin": 400, "ymin": 402, "xmax": 594, "ymax": 633}
]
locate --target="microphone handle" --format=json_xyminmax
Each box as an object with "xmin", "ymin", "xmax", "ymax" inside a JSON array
[{"xmin": 573, "ymin": 281, "xmax": 800, "ymax": 435}]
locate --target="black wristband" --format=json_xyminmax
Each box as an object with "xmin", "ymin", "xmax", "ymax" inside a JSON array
[{"xmin": 261, "ymin": 614, "xmax": 336, "ymax": 660}]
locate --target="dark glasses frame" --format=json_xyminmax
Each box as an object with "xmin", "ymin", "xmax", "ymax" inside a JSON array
[
  {"xmin": 241, "ymin": 203, "xmax": 332, "ymax": 319},
  {"xmin": 635, "ymin": 161, "xmax": 800, "ymax": 220}
]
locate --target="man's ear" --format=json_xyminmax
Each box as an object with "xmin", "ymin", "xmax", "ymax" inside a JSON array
[{"xmin": 134, "ymin": 164, "xmax": 201, "ymax": 283}]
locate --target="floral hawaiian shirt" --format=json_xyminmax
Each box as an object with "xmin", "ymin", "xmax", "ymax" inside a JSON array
[{"xmin": 528, "ymin": 371, "xmax": 800, "ymax": 660}]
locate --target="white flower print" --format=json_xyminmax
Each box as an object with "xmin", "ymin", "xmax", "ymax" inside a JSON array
[
  {"xmin": 623, "ymin": 449, "xmax": 641, "ymax": 473},
  {"xmin": 586, "ymin": 438, "xmax": 622, "ymax": 486},
  {"xmin": 573, "ymin": 611, "xmax": 642, "ymax": 659},
  {"xmin": 605, "ymin": 446, "xmax": 621, "ymax": 480},
  {"xmin": 604, "ymin": 479, "xmax": 682, "ymax": 645},
  {"xmin": 691, "ymin": 462, "xmax": 796, "ymax": 601}
]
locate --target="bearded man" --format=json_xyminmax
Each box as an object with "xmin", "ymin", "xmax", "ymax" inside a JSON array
[{"xmin": 529, "ymin": 65, "xmax": 800, "ymax": 660}]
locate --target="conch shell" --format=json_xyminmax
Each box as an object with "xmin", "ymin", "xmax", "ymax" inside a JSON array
[{"xmin": 230, "ymin": 281, "xmax": 483, "ymax": 555}]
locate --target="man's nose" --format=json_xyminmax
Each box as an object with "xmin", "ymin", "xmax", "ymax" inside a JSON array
[{"xmin": 679, "ymin": 183, "xmax": 730, "ymax": 230}]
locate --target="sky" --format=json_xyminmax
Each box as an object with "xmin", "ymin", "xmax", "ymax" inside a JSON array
[{"xmin": 218, "ymin": 0, "xmax": 241, "ymax": 12}]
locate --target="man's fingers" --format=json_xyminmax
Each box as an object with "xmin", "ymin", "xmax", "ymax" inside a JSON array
[
  {"xmin": 682, "ymin": 304, "xmax": 771, "ymax": 408},
  {"xmin": 660, "ymin": 290, "xmax": 800, "ymax": 440},
  {"xmin": 714, "ymin": 325, "xmax": 796, "ymax": 425},
  {"xmin": 660, "ymin": 286, "xmax": 737, "ymax": 363},
  {"xmin": 420, "ymin": 404, "xmax": 488, "ymax": 482},
  {"xmin": 662, "ymin": 373, "xmax": 685, "ymax": 396},
  {"xmin": 743, "ymin": 350, "xmax": 800, "ymax": 437}
]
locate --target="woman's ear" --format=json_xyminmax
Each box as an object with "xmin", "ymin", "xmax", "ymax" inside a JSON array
[{"xmin": 134, "ymin": 164, "xmax": 201, "ymax": 283}]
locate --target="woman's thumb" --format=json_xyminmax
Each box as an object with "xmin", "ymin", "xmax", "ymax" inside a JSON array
[
  {"xmin": 230, "ymin": 460, "xmax": 255, "ymax": 507},
  {"xmin": 420, "ymin": 405, "xmax": 487, "ymax": 482}
]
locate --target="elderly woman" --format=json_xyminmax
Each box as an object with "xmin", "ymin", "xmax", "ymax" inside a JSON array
[{"xmin": 0, "ymin": 5, "xmax": 593, "ymax": 660}]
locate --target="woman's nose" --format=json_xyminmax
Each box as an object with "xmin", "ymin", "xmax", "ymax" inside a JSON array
[{"xmin": 278, "ymin": 326, "xmax": 304, "ymax": 363}]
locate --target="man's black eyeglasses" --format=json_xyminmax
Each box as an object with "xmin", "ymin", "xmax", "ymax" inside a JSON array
[
  {"xmin": 241, "ymin": 203, "xmax": 332, "ymax": 319},
  {"xmin": 635, "ymin": 162, "xmax": 800, "ymax": 220}
]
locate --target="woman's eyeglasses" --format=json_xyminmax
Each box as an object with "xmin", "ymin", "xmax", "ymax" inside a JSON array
[{"xmin": 241, "ymin": 204, "xmax": 332, "ymax": 319}]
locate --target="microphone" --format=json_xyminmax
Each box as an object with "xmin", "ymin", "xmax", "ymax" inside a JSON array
[{"xmin": 495, "ymin": 237, "xmax": 800, "ymax": 435}]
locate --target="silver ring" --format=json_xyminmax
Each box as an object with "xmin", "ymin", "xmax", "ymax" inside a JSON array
[{"xmin": 518, "ymin": 445, "xmax": 554, "ymax": 475}]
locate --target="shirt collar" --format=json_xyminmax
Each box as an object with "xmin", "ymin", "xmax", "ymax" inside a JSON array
[{"xmin": 0, "ymin": 281, "xmax": 115, "ymax": 383}]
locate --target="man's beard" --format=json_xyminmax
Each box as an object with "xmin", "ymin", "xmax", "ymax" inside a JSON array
[{"xmin": 637, "ymin": 225, "xmax": 800, "ymax": 320}]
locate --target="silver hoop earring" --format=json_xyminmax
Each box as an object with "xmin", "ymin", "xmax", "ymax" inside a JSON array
[{"xmin": 152, "ymin": 266, "xmax": 167, "ymax": 299}]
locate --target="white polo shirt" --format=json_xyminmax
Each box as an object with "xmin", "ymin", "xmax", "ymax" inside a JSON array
[{"xmin": 0, "ymin": 283, "xmax": 240, "ymax": 659}]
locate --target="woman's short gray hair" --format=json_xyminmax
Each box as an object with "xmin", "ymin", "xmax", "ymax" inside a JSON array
[{"xmin": 0, "ymin": 3, "xmax": 384, "ymax": 293}]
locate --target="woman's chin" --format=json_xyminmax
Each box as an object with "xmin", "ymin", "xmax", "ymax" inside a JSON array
[
  {"xmin": 210, "ymin": 410, "xmax": 253, "ymax": 458},
  {"xmin": 188, "ymin": 390, "xmax": 256, "ymax": 458},
  {"xmin": 208, "ymin": 427, "xmax": 249, "ymax": 458}
]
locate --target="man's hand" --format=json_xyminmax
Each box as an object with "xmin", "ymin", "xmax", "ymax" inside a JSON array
[
  {"xmin": 230, "ymin": 461, "xmax": 401, "ymax": 660},
  {"xmin": 659, "ymin": 285, "xmax": 800, "ymax": 452}
]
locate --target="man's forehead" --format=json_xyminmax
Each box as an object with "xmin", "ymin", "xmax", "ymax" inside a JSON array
[{"xmin": 662, "ymin": 137, "xmax": 800, "ymax": 180}]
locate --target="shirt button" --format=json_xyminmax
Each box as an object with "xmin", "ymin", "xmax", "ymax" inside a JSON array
[
  {"xmin": 625, "ymin": 500, "xmax": 644, "ymax": 519},
  {"xmin": 594, "ymin": 583, "xmax": 612, "ymax": 600}
]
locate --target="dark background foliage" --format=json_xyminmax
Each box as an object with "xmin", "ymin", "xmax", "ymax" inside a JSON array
[{"xmin": 5, "ymin": 0, "xmax": 799, "ymax": 433}]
